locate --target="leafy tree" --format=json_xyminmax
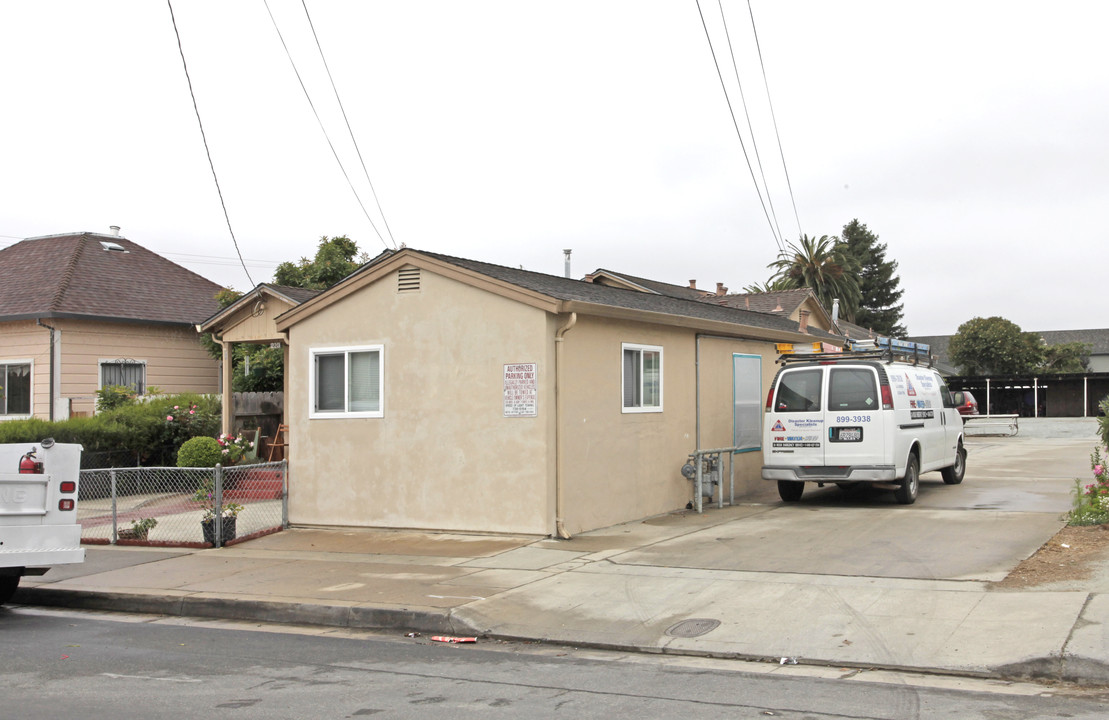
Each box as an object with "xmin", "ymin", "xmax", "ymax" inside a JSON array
[
  {"xmin": 273, "ymin": 235, "xmax": 366, "ymax": 290},
  {"xmin": 741, "ymin": 278, "xmax": 790, "ymax": 294},
  {"xmin": 767, "ymin": 234, "xmax": 861, "ymax": 321},
  {"xmin": 1040, "ymin": 342, "xmax": 1092, "ymax": 374},
  {"xmin": 949, "ymin": 317, "xmax": 1045, "ymax": 375},
  {"xmin": 838, "ymin": 220, "xmax": 906, "ymax": 337}
]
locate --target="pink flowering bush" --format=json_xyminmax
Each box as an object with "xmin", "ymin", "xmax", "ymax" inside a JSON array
[
  {"xmin": 1071, "ymin": 445, "xmax": 1109, "ymax": 525},
  {"xmin": 216, "ymin": 432, "xmax": 255, "ymax": 465}
]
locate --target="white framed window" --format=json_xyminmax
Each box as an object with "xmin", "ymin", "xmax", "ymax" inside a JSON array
[
  {"xmin": 309, "ymin": 345, "xmax": 383, "ymax": 419},
  {"xmin": 99, "ymin": 359, "xmax": 147, "ymax": 394},
  {"xmin": 622, "ymin": 343, "xmax": 663, "ymax": 413},
  {"xmin": 0, "ymin": 360, "xmax": 32, "ymax": 417}
]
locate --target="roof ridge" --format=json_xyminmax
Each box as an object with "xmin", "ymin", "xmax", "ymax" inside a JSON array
[{"xmin": 50, "ymin": 234, "xmax": 85, "ymax": 311}]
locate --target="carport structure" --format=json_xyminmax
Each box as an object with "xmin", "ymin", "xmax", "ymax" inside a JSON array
[
  {"xmin": 949, "ymin": 373, "xmax": 1109, "ymax": 417},
  {"xmin": 197, "ymin": 283, "xmax": 319, "ymax": 437}
]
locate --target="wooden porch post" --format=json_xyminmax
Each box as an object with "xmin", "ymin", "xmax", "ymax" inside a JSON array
[{"xmin": 221, "ymin": 339, "xmax": 233, "ymax": 436}]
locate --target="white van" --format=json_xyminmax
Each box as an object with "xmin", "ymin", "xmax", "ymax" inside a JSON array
[{"xmin": 761, "ymin": 345, "xmax": 966, "ymax": 504}]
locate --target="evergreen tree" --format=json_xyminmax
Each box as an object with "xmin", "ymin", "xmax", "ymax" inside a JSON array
[{"xmin": 839, "ymin": 219, "xmax": 907, "ymax": 337}]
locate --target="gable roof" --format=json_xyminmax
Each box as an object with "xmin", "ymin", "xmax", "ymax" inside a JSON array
[
  {"xmin": 198, "ymin": 282, "xmax": 322, "ymax": 332},
  {"xmin": 277, "ymin": 248, "xmax": 841, "ymax": 343},
  {"xmin": 0, "ymin": 232, "xmax": 223, "ymax": 326}
]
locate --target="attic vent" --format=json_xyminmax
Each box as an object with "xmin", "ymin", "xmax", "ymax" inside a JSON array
[
  {"xmin": 398, "ymin": 267, "xmax": 421, "ymax": 293},
  {"xmin": 100, "ymin": 241, "xmax": 128, "ymax": 253}
]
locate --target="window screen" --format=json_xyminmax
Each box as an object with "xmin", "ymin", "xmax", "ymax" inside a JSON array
[{"xmin": 733, "ymin": 354, "xmax": 761, "ymax": 451}]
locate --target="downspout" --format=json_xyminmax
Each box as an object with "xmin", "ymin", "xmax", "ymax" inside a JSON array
[
  {"xmin": 554, "ymin": 312, "xmax": 577, "ymax": 540},
  {"xmin": 36, "ymin": 319, "xmax": 56, "ymax": 420}
]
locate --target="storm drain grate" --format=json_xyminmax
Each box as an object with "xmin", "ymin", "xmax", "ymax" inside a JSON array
[{"xmin": 665, "ymin": 618, "xmax": 721, "ymax": 638}]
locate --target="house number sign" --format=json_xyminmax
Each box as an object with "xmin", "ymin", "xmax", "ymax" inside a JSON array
[{"xmin": 503, "ymin": 363, "xmax": 538, "ymax": 417}]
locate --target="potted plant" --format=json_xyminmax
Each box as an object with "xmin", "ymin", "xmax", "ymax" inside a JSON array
[
  {"xmin": 193, "ymin": 476, "xmax": 244, "ymax": 545},
  {"xmin": 117, "ymin": 517, "xmax": 158, "ymax": 541}
]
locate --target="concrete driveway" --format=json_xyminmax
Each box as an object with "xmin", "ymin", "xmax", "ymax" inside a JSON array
[{"xmin": 609, "ymin": 419, "xmax": 1096, "ymax": 582}]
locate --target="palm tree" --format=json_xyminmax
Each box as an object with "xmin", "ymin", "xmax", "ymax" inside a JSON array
[{"xmin": 767, "ymin": 235, "xmax": 861, "ymax": 320}]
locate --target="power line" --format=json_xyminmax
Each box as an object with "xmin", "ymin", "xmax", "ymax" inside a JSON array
[
  {"xmin": 299, "ymin": 0, "xmax": 397, "ymax": 249},
  {"xmin": 717, "ymin": 0, "xmax": 786, "ymax": 249},
  {"xmin": 694, "ymin": 0, "xmax": 784, "ymax": 253},
  {"xmin": 165, "ymin": 0, "xmax": 255, "ymax": 287},
  {"xmin": 747, "ymin": 0, "xmax": 803, "ymax": 240},
  {"xmin": 262, "ymin": 0, "xmax": 394, "ymax": 250}
]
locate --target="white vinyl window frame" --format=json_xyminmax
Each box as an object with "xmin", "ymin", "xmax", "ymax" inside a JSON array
[
  {"xmin": 99, "ymin": 358, "xmax": 148, "ymax": 395},
  {"xmin": 0, "ymin": 359, "xmax": 33, "ymax": 418},
  {"xmin": 621, "ymin": 343, "xmax": 663, "ymax": 413},
  {"xmin": 309, "ymin": 345, "xmax": 384, "ymax": 419}
]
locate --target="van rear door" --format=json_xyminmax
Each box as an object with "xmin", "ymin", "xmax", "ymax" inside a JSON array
[
  {"xmin": 766, "ymin": 367, "xmax": 825, "ymax": 468},
  {"xmin": 824, "ymin": 366, "xmax": 884, "ymax": 469}
]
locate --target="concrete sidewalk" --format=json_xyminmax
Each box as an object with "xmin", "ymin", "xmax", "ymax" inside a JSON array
[{"xmin": 14, "ymin": 418, "xmax": 1109, "ymax": 686}]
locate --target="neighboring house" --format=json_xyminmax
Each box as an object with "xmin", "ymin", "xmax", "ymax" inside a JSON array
[
  {"xmin": 0, "ymin": 231, "xmax": 223, "ymax": 420},
  {"xmin": 584, "ymin": 271, "xmax": 839, "ymax": 334},
  {"xmin": 206, "ymin": 248, "xmax": 843, "ymax": 537}
]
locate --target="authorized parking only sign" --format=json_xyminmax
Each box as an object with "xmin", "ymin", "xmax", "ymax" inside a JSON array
[{"xmin": 503, "ymin": 363, "xmax": 538, "ymax": 417}]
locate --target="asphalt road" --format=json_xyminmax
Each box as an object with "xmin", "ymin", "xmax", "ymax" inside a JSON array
[{"xmin": 3, "ymin": 606, "xmax": 1108, "ymax": 719}]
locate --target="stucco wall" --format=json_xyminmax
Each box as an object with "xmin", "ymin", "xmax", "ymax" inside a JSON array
[
  {"xmin": 287, "ymin": 267, "xmax": 554, "ymax": 535},
  {"xmin": 557, "ymin": 322, "xmax": 781, "ymax": 533}
]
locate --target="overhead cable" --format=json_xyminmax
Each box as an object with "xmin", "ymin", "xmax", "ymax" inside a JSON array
[
  {"xmin": 717, "ymin": 0, "xmax": 786, "ymax": 250},
  {"xmin": 694, "ymin": 0, "xmax": 784, "ymax": 253},
  {"xmin": 166, "ymin": 0, "xmax": 255, "ymax": 286},
  {"xmin": 300, "ymin": 0, "xmax": 397, "ymax": 249},
  {"xmin": 747, "ymin": 0, "xmax": 803, "ymax": 239},
  {"xmin": 263, "ymin": 0, "xmax": 394, "ymax": 250}
]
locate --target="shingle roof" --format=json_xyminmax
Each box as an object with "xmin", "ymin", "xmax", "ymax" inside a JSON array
[
  {"xmin": 585, "ymin": 269, "xmax": 712, "ymax": 302},
  {"xmin": 262, "ymin": 283, "xmax": 321, "ymax": 305},
  {"xmin": 0, "ymin": 232, "xmax": 222, "ymax": 325},
  {"xmin": 714, "ymin": 288, "xmax": 816, "ymax": 314},
  {"xmin": 419, "ymin": 251, "xmax": 839, "ymax": 339}
]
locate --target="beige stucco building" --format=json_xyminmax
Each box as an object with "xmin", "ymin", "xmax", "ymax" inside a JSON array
[
  {"xmin": 205, "ymin": 249, "xmax": 841, "ymax": 537},
  {"xmin": 0, "ymin": 232, "xmax": 222, "ymax": 420}
]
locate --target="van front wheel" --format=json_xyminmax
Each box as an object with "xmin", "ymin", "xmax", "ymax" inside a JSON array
[
  {"xmin": 941, "ymin": 443, "xmax": 966, "ymax": 485},
  {"xmin": 895, "ymin": 455, "xmax": 919, "ymax": 505},
  {"xmin": 777, "ymin": 481, "xmax": 804, "ymax": 502}
]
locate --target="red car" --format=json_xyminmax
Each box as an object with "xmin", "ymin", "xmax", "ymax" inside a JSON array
[{"xmin": 952, "ymin": 390, "xmax": 979, "ymax": 416}]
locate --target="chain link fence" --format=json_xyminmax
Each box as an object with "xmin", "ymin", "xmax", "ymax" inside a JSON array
[{"xmin": 78, "ymin": 461, "xmax": 287, "ymax": 547}]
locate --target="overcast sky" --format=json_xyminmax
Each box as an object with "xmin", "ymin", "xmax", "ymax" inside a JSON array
[{"xmin": 2, "ymin": 1, "xmax": 1105, "ymax": 336}]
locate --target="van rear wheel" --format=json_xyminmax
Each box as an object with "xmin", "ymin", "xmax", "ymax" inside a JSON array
[
  {"xmin": 0, "ymin": 576, "xmax": 20, "ymax": 605},
  {"xmin": 895, "ymin": 455, "xmax": 919, "ymax": 505},
  {"xmin": 777, "ymin": 481, "xmax": 804, "ymax": 502},
  {"xmin": 942, "ymin": 443, "xmax": 966, "ymax": 485}
]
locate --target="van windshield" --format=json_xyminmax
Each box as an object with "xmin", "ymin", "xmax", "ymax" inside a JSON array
[
  {"xmin": 829, "ymin": 368, "xmax": 878, "ymax": 411},
  {"xmin": 775, "ymin": 369, "xmax": 822, "ymax": 412}
]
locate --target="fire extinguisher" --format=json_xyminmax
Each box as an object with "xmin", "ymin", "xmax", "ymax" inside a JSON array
[{"xmin": 19, "ymin": 449, "xmax": 43, "ymax": 474}]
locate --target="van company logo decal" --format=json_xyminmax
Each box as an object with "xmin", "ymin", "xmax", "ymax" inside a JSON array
[{"xmin": 771, "ymin": 420, "xmax": 786, "ymax": 432}]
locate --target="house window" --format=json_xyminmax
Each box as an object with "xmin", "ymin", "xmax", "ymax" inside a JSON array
[
  {"xmin": 100, "ymin": 359, "xmax": 146, "ymax": 395},
  {"xmin": 622, "ymin": 343, "xmax": 662, "ymax": 412},
  {"xmin": 0, "ymin": 362, "xmax": 31, "ymax": 416},
  {"xmin": 310, "ymin": 346, "xmax": 383, "ymax": 418},
  {"xmin": 732, "ymin": 353, "xmax": 762, "ymax": 452}
]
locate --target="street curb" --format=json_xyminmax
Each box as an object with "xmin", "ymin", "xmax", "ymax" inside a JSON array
[
  {"xmin": 15, "ymin": 586, "xmax": 1109, "ymax": 688},
  {"xmin": 13, "ymin": 587, "xmax": 480, "ymax": 637}
]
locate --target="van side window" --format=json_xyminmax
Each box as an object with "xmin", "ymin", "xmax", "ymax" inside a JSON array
[
  {"xmin": 939, "ymin": 379, "xmax": 956, "ymax": 408},
  {"xmin": 828, "ymin": 368, "xmax": 878, "ymax": 411},
  {"xmin": 775, "ymin": 369, "xmax": 822, "ymax": 412}
]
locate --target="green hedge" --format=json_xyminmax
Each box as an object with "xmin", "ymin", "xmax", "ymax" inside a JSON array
[{"xmin": 0, "ymin": 393, "xmax": 221, "ymax": 466}]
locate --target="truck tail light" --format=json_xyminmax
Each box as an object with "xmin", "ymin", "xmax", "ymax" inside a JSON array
[
  {"xmin": 766, "ymin": 386, "xmax": 775, "ymax": 411},
  {"xmin": 58, "ymin": 499, "xmax": 75, "ymax": 511},
  {"xmin": 60, "ymin": 481, "xmax": 76, "ymax": 493},
  {"xmin": 881, "ymin": 384, "xmax": 893, "ymax": 410}
]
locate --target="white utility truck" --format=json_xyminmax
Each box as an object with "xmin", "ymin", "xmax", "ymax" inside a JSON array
[
  {"xmin": 0, "ymin": 440, "xmax": 84, "ymax": 604},
  {"xmin": 761, "ymin": 339, "xmax": 966, "ymax": 504}
]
